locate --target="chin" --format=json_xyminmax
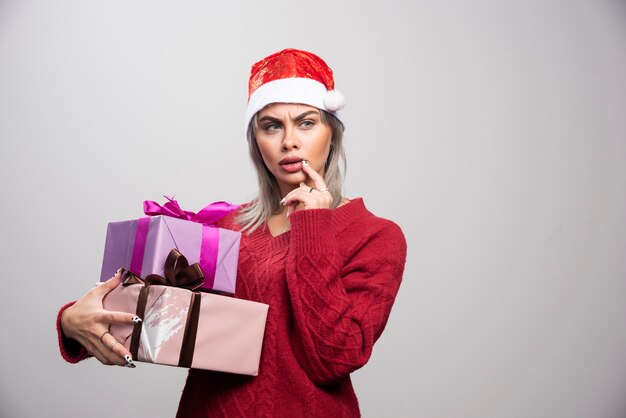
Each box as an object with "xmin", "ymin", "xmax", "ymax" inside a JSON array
[
  {"xmin": 288, "ymin": 175, "xmax": 307, "ymax": 185},
  {"xmin": 278, "ymin": 172, "xmax": 306, "ymax": 186}
]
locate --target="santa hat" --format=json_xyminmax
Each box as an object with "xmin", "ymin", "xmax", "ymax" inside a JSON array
[{"xmin": 245, "ymin": 48, "xmax": 346, "ymax": 130}]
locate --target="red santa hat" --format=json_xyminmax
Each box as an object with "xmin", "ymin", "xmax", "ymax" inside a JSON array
[{"xmin": 245, "ymin": 48, "xmax": 346, "ymax": 129}]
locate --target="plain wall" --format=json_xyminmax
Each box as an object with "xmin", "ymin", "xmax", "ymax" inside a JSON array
[{"xmin": 1, "ymin": 1, "xmax": 625, "ymax": 417}]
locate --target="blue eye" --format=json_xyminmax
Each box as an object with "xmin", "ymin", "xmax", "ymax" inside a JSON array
[
  {"xmin": 264, "ymin": 123, "xmax": 281, "ymax": 131},
  {"xmin": 301, "ymin": 120, "xmax": 314, "ymax": 128}
]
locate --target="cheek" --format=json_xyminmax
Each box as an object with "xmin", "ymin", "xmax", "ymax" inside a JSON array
[
  {"xmin": 256, "ymin": 136, "xmax": 272, "ymax": 157},
  {"xmin": 312, "ymin": 132, "xmax": 332, "ymax": 162},
  {"xmin": 305, "ymin": 141, "xmax": 330, "ymax": 174},
  {"xmin": 255, "ymin": 139, "xmax": 274, "ymax": 169},
  {"xmin": 257, "ymin": 142, "xmax": 268, "ymax": 160}
]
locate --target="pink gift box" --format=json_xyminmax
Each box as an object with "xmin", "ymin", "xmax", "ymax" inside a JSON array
[
  {"xmin": 100, "ymin": 208, "xmax": 241, "ymax": 294},
  {"xmin": 104, "ymin": 280, "xmax": 268, "ymax": 375}
]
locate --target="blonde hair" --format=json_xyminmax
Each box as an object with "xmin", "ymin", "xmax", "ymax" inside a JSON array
[{"xmin": 236, "ymin": 109, "xmax": 346, "ymax": 233}]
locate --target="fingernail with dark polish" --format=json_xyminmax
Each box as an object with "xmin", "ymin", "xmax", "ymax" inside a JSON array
[{"xmin": 131, "ymin": 316, "xmax": 142, "ymax": 324}]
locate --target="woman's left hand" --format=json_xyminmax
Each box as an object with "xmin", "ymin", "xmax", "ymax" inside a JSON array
[{"xmin": 281, "ymin": 162, "xmax": 333, "ymax": 215}]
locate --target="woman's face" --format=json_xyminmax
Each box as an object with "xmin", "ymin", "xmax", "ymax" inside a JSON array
[{"xmin": 255, "ymin": 103, "xmax": 332, "ymax": 195}]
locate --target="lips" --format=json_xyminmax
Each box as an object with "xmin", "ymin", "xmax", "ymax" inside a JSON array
[{"xmin": 279, "ymin": 156, "xmax": 304, "ymax": 173}]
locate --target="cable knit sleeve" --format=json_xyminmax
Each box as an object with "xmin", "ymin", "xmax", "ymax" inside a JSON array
[
  {"xmin": 285, "ymin": 207, "xmax": 407, "ymax": 385},
  {"xmin": 56, "ymin": 302, "xmax": 91, "ymax": 363}
]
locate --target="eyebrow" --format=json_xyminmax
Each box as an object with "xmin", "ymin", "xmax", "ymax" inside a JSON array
[{"xmin": 258, "ymin": 110, "xmax": 319, "ymax": 124}]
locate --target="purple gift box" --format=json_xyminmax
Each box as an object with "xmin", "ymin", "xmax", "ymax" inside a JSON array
[{"xmin": 100, "ymin": 199, "xmax": 241, "ymax": 295}]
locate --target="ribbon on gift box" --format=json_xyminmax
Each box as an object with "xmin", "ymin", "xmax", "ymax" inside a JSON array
[
  {"xmin": 124, "ymin": 248, "xmax": 205, "ymax": 368},
  {"xmin": 129, "ymin": 197, "xmax": 239, "ymax": 290}
]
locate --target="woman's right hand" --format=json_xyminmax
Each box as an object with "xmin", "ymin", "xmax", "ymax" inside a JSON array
[{"xmin": 60, "ymin": 268, "xmax": 140, "ymax": 368}]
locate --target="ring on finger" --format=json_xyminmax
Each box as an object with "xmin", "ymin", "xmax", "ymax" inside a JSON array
[
  {"xmin": 99, "ymin": 330, "xmax": 111, "ymax": 344},
  {"xmin": 309, "ymin": 187, "xmax": 315, "ymax": 193},
  {"xmin": 319, "ymin": 187, "xmax": 330, "ymax": 193},
  {"xmin": 108, "ymin": 340, "xmax": 119, "ymax": 352}
]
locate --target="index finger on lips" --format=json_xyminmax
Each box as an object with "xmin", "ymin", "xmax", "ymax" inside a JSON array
[{"xmin": 301, "ymin": 163, "xmax": 327, "ymax": 190}]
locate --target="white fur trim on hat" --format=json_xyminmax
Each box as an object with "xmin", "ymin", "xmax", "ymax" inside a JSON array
[
  {"xmin": 245, "ymin": 77, "xmax": 344, "ymax": 130},
  {"xmin": 323, "ymin": 90, "xmax": 346, "ymax": 112}
]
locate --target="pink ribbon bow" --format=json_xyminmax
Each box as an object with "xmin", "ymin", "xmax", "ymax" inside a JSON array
[
  {"xmin": 143, "ymin": 196, "xmax": 239, "ymax": 226},
  {"xmin": 130, "ymin": 196, "xmax": 239, "ymax": 292}
]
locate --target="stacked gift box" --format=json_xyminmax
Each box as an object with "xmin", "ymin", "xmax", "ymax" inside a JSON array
[{"xmin": 99, "ymin": 198, "xmax": 268, "ymax": 376}]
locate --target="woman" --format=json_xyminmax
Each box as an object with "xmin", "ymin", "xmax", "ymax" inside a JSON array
[{"xmin": 57, "ymin": 48, "xmax": 407, "ymax": 417}]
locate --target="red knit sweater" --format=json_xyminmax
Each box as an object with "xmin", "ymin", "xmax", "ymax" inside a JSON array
[{"xmin": 57, "ymin": 198, "xmax": 407, "ymax": 417}]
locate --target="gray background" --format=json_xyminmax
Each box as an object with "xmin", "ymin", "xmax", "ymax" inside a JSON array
[{"xmin": 1, "ymin": 1, "xmax": 625, "ymax": 417}]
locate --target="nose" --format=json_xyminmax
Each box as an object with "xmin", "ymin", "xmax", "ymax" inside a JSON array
[{"xmin": 281, "ymin": 125, "xmax": 300, "ymax": 151}]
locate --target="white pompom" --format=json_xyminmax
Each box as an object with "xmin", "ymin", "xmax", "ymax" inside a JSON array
[{"xmin": 324, "ymin": 90, "xmax": 346, "ymax": 111}]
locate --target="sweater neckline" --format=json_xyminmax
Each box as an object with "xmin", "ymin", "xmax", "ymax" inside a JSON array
[{"xmin": 246, "ymin": 198, "xmax": 366, "ymax": 251}]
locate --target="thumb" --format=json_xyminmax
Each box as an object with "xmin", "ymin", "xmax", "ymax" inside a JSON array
[{"xmin": 95, "ymin": 268, "xmax": 124, "ymax": 296}]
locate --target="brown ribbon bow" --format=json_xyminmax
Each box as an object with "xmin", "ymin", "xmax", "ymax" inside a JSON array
[{"xmin": 123, "ymin": 249, "xmax": 204, "ymax": 368}]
